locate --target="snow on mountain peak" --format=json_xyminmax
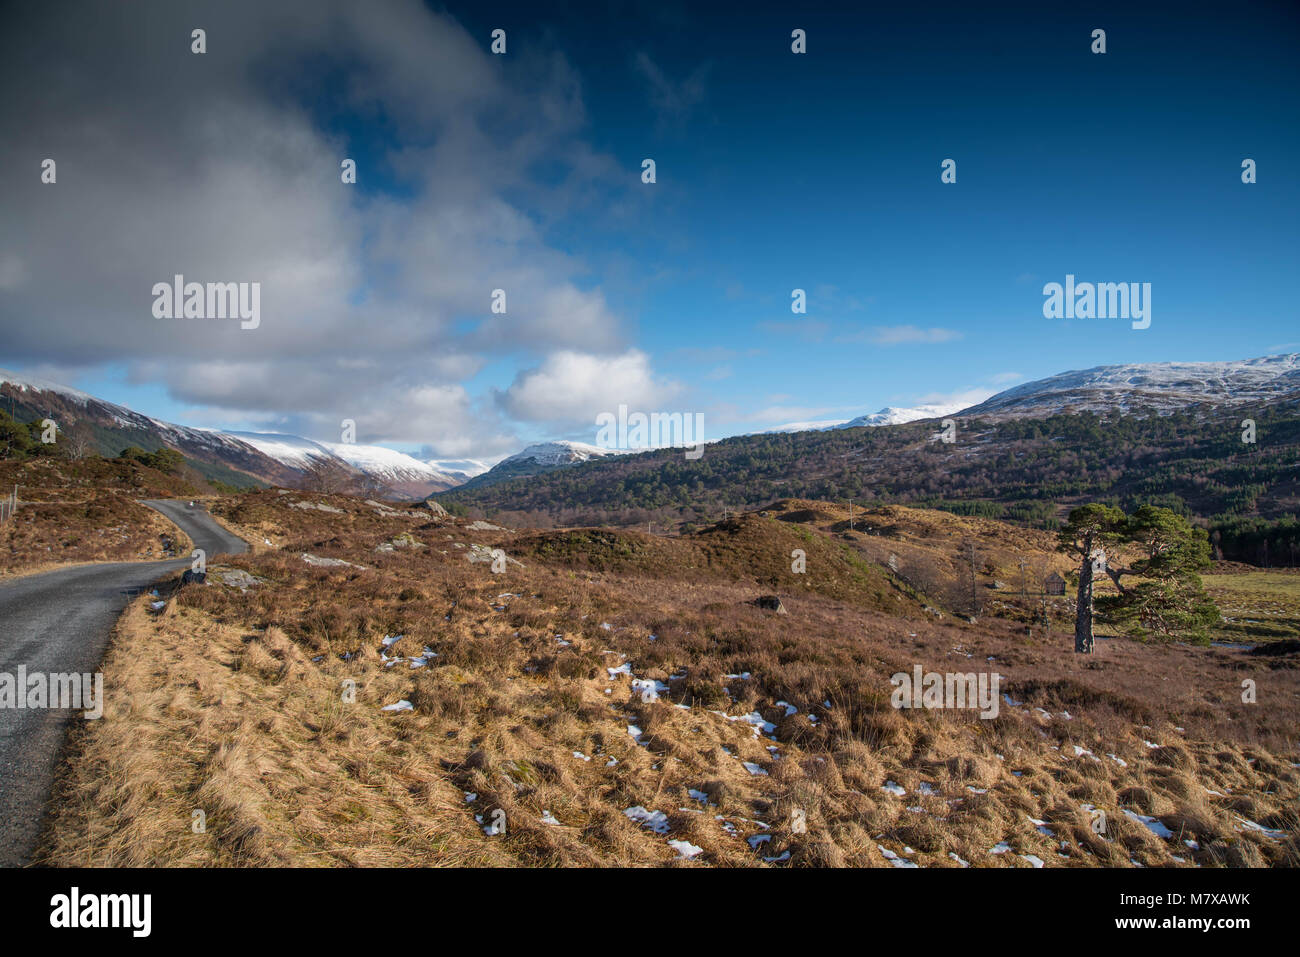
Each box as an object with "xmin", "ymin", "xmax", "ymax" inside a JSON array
[
  {"xmin": 502, "ymin": 440, "xmax": 622, "ymax": 466},
  {"xmin": 319, "ymin": 441, "xmax": 461, "ymax": 483},
  {"xmin": 838, "ymin": 402, "xmax": 969, "ymax": 428},
  {"xmin": 766, "ymin": 402, "xmax": 967, "ymax": 434},
  {"xmin": 223, "ymin": 431, "xmax": 334, "ymax": 470},
  {"xmin": 961, "ymin": 354, "xmax": 1300, "ymax": 417},
  {"xmin": 0, "ymin": 368, "xmax": 98, "ymax": 405},
  {"xmin": 226, "ymin": 431, "xmax": 468, "ymax": 485}
]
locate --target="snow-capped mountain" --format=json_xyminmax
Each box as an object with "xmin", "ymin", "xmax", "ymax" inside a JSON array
[
  {"xmin": 223, "ymin": 431, "xmax": 334, "ymax": 471},
  {"xmin": 0, "ymin": 369, "xmax": 468, "ymax": 497},
  {"xmin": 0, "ymin": 368, "xmax": 305, "ymax": 487},
  {"xmin": 319, "ymin": 440, "xmax": 460, "ymax": 485},
  {"xmin": 959, "ymin": 354, "xmax": 1300, "ymax": 419},
  {"xmin": 451, "ymin": 440, "xmax": 625, "ymax": 493},
  {"xmin": 500, "ymin": 441, "xmax": 621, "ymax": 466},
  {"xmin": 768, "ymin": 402, "xmax": 967, "ymax": 434},
  {"xmin": 837, "ymin": 402, "xmax": 969, "ymax": 428},
  {"xmin": 225, "ymin": 431, "xmax": 467, "ymax": 496},
  {"xmin": 0, "ymin": 368, "xmax": 99, "ymax": 406},
  {"xmin": 765, "ymin": 355, "xmax": 1300, "ymax": 436},
  {"xmin": 216, "ymin": 432, "xmax": 480, "ymax": 495},
  {"xmin": 319, "ymin": 440, "xmax": 468, "ymax": 495},
  {"xmin": 10, "ymin": 354, "xmax": 1299, "ymax": 502},
  {"xmin": 0, "ymin": 369, "xmax": 245, "ymax": 458},
  {"xmin": 764, "ymin": 419, "xmax": 850, "ymax": 433}
]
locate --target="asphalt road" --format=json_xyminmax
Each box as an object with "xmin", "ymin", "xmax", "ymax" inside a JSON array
[{"xmin": 0, "ymin": 499, "xmax": 246, "ymax": 866}]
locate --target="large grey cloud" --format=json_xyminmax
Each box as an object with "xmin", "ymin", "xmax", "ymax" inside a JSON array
[{"xmin": 0, "ymin": 0, "xmax": 662, "ymax": 456}]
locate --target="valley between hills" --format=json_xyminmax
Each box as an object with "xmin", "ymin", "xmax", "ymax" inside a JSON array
[{"xmin": 2, "ymin": 356, "xmax": 1298, "ymax": 868}]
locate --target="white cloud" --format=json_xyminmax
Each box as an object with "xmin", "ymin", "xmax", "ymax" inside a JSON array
[
  {"xmin": 0, "ymin": 0, "xmax": 633, "ymax": 458},
  {"xmin": 500, "ymin": 350, "xmax": 681, "ymax": 425}
]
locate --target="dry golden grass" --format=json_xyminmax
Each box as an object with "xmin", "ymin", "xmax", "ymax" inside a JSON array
[
  {"xmin": 766, "ymin": 498, "xmax": 1072, "ymax": 577},
  {"xmin": 0, "ymin": 497, "xmax": 191, "ymax": 579},
  {"xmin": 36, "ymin": 493, "xmax": 1300, "ymax": 867},
  {"xmin": 0, "ymin": 456, "xmax": 198, "ymax": 578}
]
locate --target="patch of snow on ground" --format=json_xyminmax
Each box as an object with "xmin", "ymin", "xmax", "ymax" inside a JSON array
[
  {"xmin": 877, "ymin": 845, "xmax": 919, "ymax": 868},
  {"xmin": 669, "ymin": 839, "xmax": 703, "ymax": 858},
  {"xmin": 1234, "ymin": 816, "xmax": 1285, "ymax": 839},
  {"xmin": 631, "ymin": 678, "xmax": 670, "ymax": 700},
  {"xmin": 1123, "ymin": 809, "xmax": 1174, "ymax": 839},
  {"xmin": 624, "ymin": 806, "xmax": 670, "ymax": 834}
]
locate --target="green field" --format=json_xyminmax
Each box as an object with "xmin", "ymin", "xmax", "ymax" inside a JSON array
[{"xmin": 1203, "ymin": 570, "xmax": 1300, "ymax": 644}]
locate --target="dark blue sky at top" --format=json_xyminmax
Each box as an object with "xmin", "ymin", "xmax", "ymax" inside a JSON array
[
  {"xmin": 449, "ymin": 0, "xmax": 1300, "ymax": 431},
  {"xmin": 31, "ymin": 0, "xmax": 1300, "ymax": 450}
]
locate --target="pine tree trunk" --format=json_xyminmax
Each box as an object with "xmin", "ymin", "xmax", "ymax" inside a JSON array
[{"xmin": 1074, "ymin": 531, "xmax": 1095, "ymax": 653}]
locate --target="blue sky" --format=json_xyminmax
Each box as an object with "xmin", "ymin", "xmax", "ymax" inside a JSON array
[{"xmin": 2, "ymin": 0, "xmax": 1298, "ymax": 461}]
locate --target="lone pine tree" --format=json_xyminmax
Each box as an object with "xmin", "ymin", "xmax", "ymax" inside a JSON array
[{"xmin": 1058, "ymin": 504, "xmax": 1218, "ymax": 653}]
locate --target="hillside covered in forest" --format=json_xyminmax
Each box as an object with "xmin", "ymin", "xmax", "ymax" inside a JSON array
[{"xmin": 439, "ymin": 403, "xmax": 1300, "ymax": 567}]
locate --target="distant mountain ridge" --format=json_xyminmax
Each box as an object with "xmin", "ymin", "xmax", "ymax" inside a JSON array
[
  {"xmin": 226, "ymin": 431, "xmax": 471, "ymax": 497},
  {"xmin": 438, "ymin": 353, "xmax": 1300, "ymax": 526},
  {"xmin": 1, "ymin": 368, "xmax": 302, "ymax": 489},
  {"xmin": 961, "ymin": 354, "xmax": 1300, "ymax": 418},
  {"xmin": 454, "ymin": 440, "xmax": 625, "ymax": 492},
  {"xmin": 0, "ymin": 369, "xmax": 464, "ymax": 498},
  {"xmin": 768, "ymin": 356, "xmax": 1300, "ymax": 433},
  {"xmin": 767, "ymin": 402, "xmax": 967, "ymax": 433},
  {"xmin": 7, "ymin": 354, "xmax": 1300, "ymax": 503},
  {"xmin": 839, "ymin": 402, "xmax": 970, "ymax": 428},
  {"xmin": 501, "ymin": 440, "xmax": 620, "ymax": 466}
]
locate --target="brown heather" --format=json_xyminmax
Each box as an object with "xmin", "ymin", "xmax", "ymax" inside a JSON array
[
  {"xmin": 0, "ymin": 456, "xmax": 196, "ymax": 579},
  {"xmin": 32, "ymin": 489, "xmax": 1300, "ymax": 867}
]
